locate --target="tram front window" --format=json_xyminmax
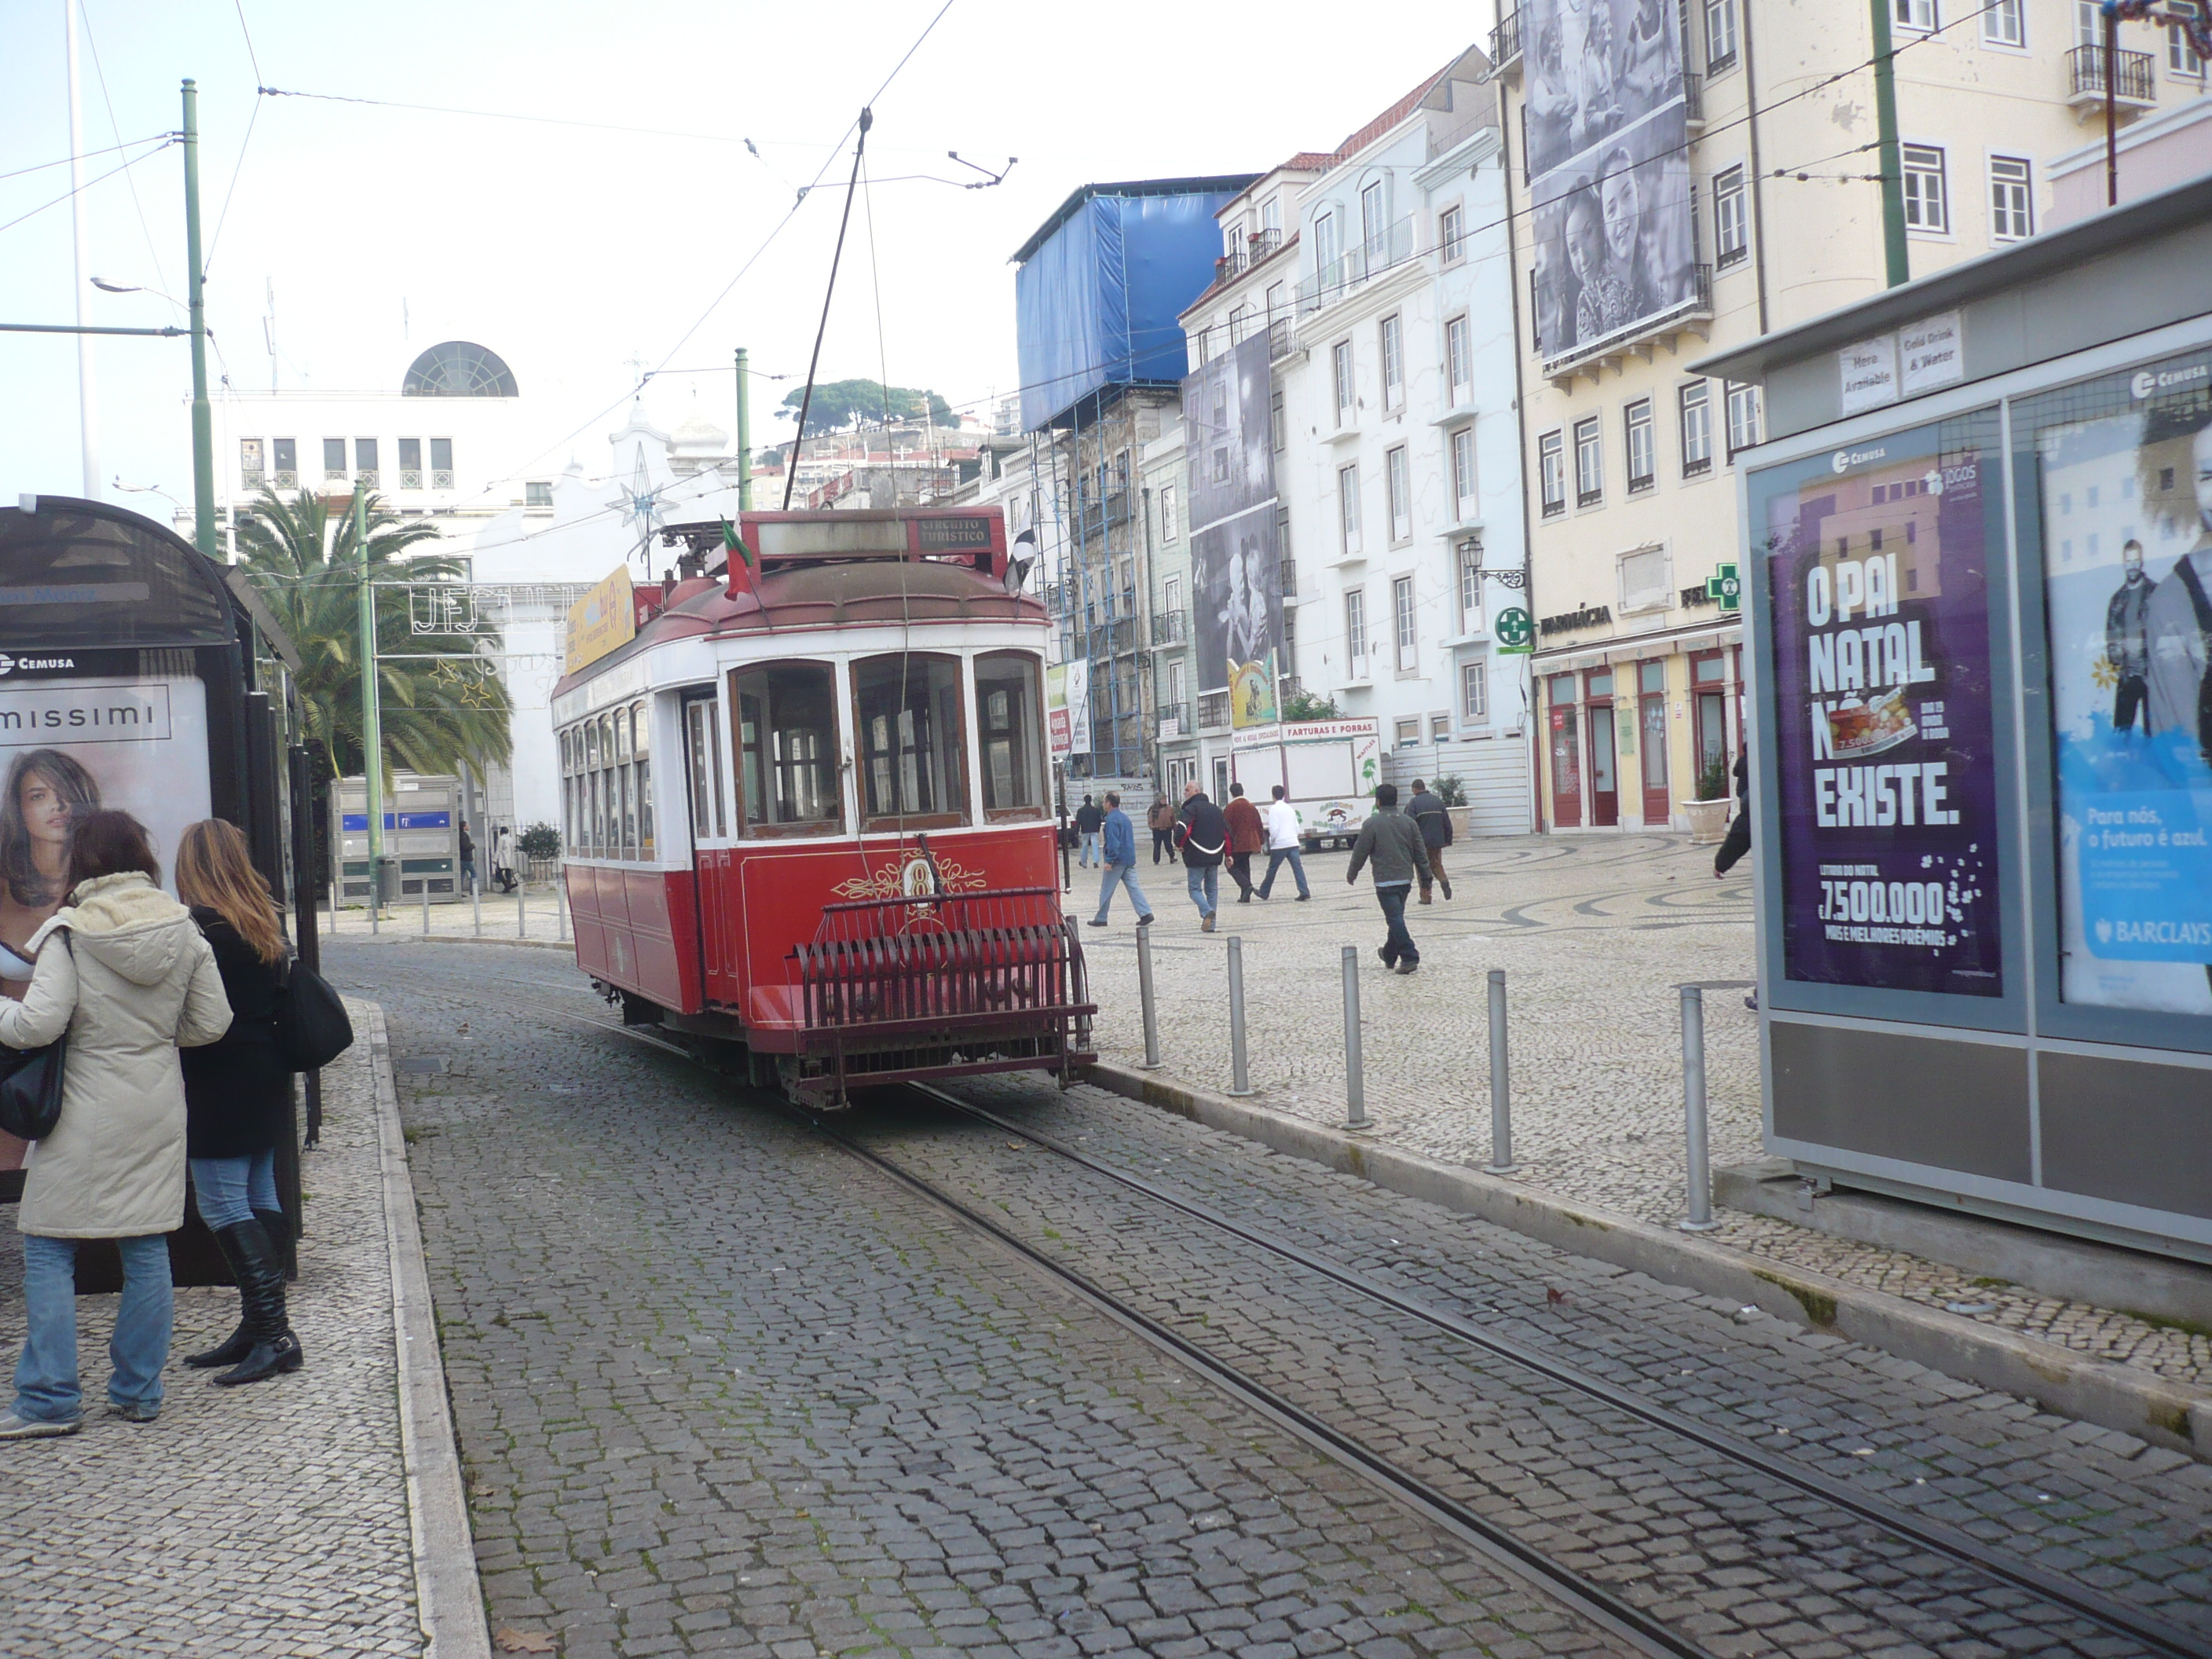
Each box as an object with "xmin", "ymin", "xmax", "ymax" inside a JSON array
[
  {"xmin": 854, "ymin": 654, "xmax": 969, "ymax": 830},
  {"xmin": 731, "ymin": 662, "xmax": 841, "ymax": 836},
  {"xmin": 976, "ymin": 651, "xmax": 1045, "ymax": 821}
]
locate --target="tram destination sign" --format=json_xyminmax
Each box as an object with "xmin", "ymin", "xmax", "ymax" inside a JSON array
[{"xmin": 916, "ymin": 515, "xmax": 993, "ymax": 551}]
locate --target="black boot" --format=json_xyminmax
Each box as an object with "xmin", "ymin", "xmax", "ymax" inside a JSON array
[
  {"xmin": 185, "ymin": 1224, "xmax": 255, "ymax": 1370},
  {"xmin": 254, "ymin": 1207, "xmax": 295, "ymax": 1283},
  {"xmin": 212, "ymin": 1219, "xmax": 304, "ymax": 1386}
]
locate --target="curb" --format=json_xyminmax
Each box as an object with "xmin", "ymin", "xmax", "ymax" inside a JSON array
[
  {"xmin": 1084, "ymin": 1058, "xmax": 2212, "ymax": 1461},
  {"xmin": 364, "ymin": 1002, "xmax": 493, "ymax": 1659},
  {"xmin": 333, "ymin": 931, "xmax": 574, "ymax": 954}
]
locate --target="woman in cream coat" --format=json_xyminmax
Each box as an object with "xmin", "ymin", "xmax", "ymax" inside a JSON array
[{"xmin": 0, "ymin": 811, "xmax": 231, "ymax": 1437}]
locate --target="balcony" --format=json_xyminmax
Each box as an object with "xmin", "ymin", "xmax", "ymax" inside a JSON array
[
  {"xmin": 1491, "ymin": 5, "xmax": 1522, "ymax": 75},
  {"xmin": 2067, "ymin": 44, "xmax": 2156, "ymax": 115},
  {"xmin": 1269, "ymin": 313, "xmax": 1294, "ymax": 359},
  {"xmin": 1297, "ymin": 215, "xmax": 1419, "ymax": 315},
  {"xmin": 241, "ymin": 470, "xmax": 264, "ymax": 492},
  {"xmin": 1542, "ymin": 263, "xmax": 1713, "ymax": 384},
  {"xmin": 1086, "ymin": 619, "xmax": 1136, "ymax": 659},
  {"xmin": 1155, "ymin": 703, "xmax": 1195, "ymax": 741},
  {"xmin": 1197, "ymin": 690, "xmax": 1232, "ymax": 731},
  {"xmin": 1151, "ymin": 610, "xmax": 1188, "ymax": 646},
  {"xmin": 1682, "ymin": 71, "xmax": 1704, "ymax": 129},
  {"xmin": 272, "ymin": 469, "xmax": 297, "ymax": 489},
  {"xmin": 431, "ymin": 469, "xmax": 454, "ymax": 490},
  {"xmin": 400, "ymin": 469, "xmax": 423, "ymax": 491},
  {"xmin": 1213, "ymin": 226, "xmax": 1285, "ymax": 284},
  {"xmin": 1279, "ymin": 558, "xmax": 1298, "ymax": 598}
]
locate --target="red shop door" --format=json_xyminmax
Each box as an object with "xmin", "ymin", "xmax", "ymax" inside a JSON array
[{"xmin": 1547, "ymin": 673, "xmax": 1582, "ymax": 828}]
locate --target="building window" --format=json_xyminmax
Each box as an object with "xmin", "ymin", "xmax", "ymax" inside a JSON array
[
  {"xmin": 1392, "ymin": 717, "xmax": 1419, "ymax": 745},
  {"xmin": 430, "ymin": 437, "xmax": 453, "ymax": 489},
  {"xmin": 1262, "ymin": 194, "xmax": 1281, "ymax": 236},
  {"xmin": 1164, "ymin": 574, "xmax": 1181, "ymax": 614},
  {"xmin": 1270, "ymin": 390, "xmax": 1286, "ymax": 454},
  {"xmin": 1463, "ymin": 661, "xmax": 1489, "ymax": 720},
  {"xmin": 1282, "ymin": 601, "xmax": 1298, "ymax": 674},
  {"xmin": 1339, "ymin": 464, "xmax": 1363, "ymax": 556},
  {"xmin": 1902, "ymin": 145, "xmax": 1948, "ymax": 233},
  {"xmin": 1705, "ymin": 0, "xmax": 1738, "ymax": 69},
  {"xmin": 240, "ymin": 438, "xmax": 264, "ymax": 487},
  {"xmin": 1159, "ymin": 485, "xmax": 1178, "ymax": 541},
  {"xmin": 1386, "ymin": 445, "xmax": 1412, "ymax": 542},
  {"xmin": 1361, "ymin": 178, "xmax": 1387, "ymax": 265},
  {"xmin": 354, "ymin": 438, "xmax": 379, "ymax": 479},
  {"xmin": 1346, "ymin": 588, "xmax": 1368, "ymax": 678},
  {"xmin": 1540, "ymin": 431, "xmax": 1566, "ymax": 517},
  {"xmin": 1380, "ymin": 314, "xmax": 1404, "ymax": 410},
  {"xmin": 1458, "ymin": 539, "xmax": 1482, "ymax": 628},
  {"xmin": 1451, "ymin": 427, "xmax": 1478, "ymax": 522},
  {"xmin": 1313, "ymin": 209, "xmax": 1340, "ymax": 280},
  {"xmin": 1983, "ymin": 0, "xmax": 2024, "ymax": 46},
  {"xmin": 1393, "ymin": 575, "xmax": 1417, "ymax": 673},
  {"xmin": 2075, "ymin": 2, "xmax": 2100, "ymax": 48},
  {"xmin": 1573, "ymin": 416, "xmax": 1603, "ymax": 506},
  {"xmin": 1229, "ymin": 303, "xmax": 1249, "ymax": 346},
  {"xmin": 271, "ymin": 438, "xmax": 295, "ymax": 483},
  {"xmin": 1989, "ymin": 156, "xmax": 2034, "ymax": 240},
  {"xmin": 1679, "ymin": 381, "xmax": 1713, "ymax": 477},
  {"xmin": 2171, "ymin": 16, "xmax": 2204, "ymax": 75},
  {"xmin": 1265, "ymin": 280, "xmax": 1289, "ymax": 355},
  {"xmin": 1446, "ymin": 315, "xmax": 1471, "ymax": 407},
  {"xmin": 1726, "ymin": 382, "xmax": 1763, "ymax": 456},
  {"xmin": 397, "ymin": 437, "xmax": 423, "ymax": 489},
  {"xmin": 1894, "ymin": 0, "xmax": 1936, "ymax": 30},
  {"xmin": 1625, "ymin": 400, "xmax": 1656, "ymax": 493},
  {"xmin": 1169, "ymin": 657, "xmax": 1186, "ymax": 707},
  {"xmin": 526, "ymin": 481, "xmax": 553, "ymax": 508},
  {"xmin": 1334, "ymin": 340, "xmax": 1355, "ymax": 426},
  {"xmin": 1714, "ymin": 167, "xmax": 1749, "ymax": 267},
  {"xmin": 1439, "ymin": 204, "xmax": 1464, "ymax": 263},
  {"xmin": 323, "ymin": 438, "xmax": 346, "ymax": 478}
]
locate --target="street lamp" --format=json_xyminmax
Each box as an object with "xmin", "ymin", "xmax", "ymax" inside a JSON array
[{"xmin": 91, "ymin": 276, "xmax": 184, "ymax": 306}]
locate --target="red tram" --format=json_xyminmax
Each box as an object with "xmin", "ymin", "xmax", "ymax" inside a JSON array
[{"xmin": 548, "ymin": 506, "xmax": 1093, "ymax": 1105}]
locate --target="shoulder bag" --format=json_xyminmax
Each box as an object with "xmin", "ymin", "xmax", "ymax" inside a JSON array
[
  {"xmin": 0, "ymin": 935, "xmax": 71, "ymax": 1141},
  {"xmin": 275, "ymin": 954, "xmax": 354, "ymax": 1072}
]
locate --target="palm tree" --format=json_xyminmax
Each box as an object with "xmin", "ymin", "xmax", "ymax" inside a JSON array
[{"xmin": 235, "ymin": 488, "xmax": 513, "ymax": 786}]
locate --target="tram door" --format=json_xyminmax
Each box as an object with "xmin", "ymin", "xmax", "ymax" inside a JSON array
[
  {"xmin": 1585, "ymin": 670, "xmax": 1618, "ymax": 827},
  {"xmin": 682, "ymin": 690, "xmax": 738, "ymax": 1007}
]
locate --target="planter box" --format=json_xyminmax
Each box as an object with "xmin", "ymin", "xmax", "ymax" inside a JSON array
[{"xmin": 1683, "ymin": 797, "xmax": 1732, "ymax": 844}]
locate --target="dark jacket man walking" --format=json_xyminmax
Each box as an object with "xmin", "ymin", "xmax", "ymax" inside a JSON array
[
  {"xmin": 1173, "ymin": 782, "xmax": 1229, "ymax": 932},
  {"xmin": 1147, "ymin": 796, "xmax": 1179, "ymax": 864},
  {"xmin": 1346, "ymin": 784, "xmax": 1427, "ymax": 972},
  {"xmin": 1404, "ymin": 780, "xmax": 1454, "ymax": 903},
  {"xmin": 1222, "ymin": 782, "xmax": 1265, "ymax": 903}
]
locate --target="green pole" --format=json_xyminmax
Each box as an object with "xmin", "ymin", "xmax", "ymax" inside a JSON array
[
  {"xmin": 181, "ymin": 79, "xmax": 217, "ymax": 556},
  {"xmin": 1869, "ymin": 2, "xmax": 1910, "ymax": 287},
  {"xmin": 734, "ymin": 346, "xmax": 753, "ymax": 511},
  {"xmin": 354, "ymin": 484, "xmax": 384, "ymax": 915}
]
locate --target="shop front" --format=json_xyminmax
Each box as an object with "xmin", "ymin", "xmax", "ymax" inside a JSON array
[{"xmin": 1535, "ymin": 626, "xmax": 1743, "ymax": 833}]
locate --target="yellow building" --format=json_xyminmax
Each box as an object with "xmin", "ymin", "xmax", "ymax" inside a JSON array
[{"xmin": 1491, "ymin": 0, "xmax": 2203, "ymax": 830}]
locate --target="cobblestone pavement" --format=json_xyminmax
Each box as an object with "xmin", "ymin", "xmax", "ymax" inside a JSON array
[
  {"xmin": 0, "ymin": 1002, "xmax": 420, "ymax": 1657},
  {"xmin": 338, "ymin": 941, "xmax": 1639, "ymax": 1659},
  {"xmin": 322, "ymin": 881, "xmax": 569, "ymax": 947},
  {"xmin": 887, "ymin": 1073, "xmax": 2212, "ymax": 1657},
  {"xmin": 1064, "ymin": 834, "xmax": 2212, "ymax": 1385}
]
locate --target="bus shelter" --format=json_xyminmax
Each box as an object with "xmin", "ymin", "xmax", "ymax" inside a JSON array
[
  {"xmin": 0, "ymin": 494, "xmax": 309, "ymax": 1287},
  {"xmin": 1695, "ymin": 176, "xmax": 2212, "ymax": 1263}
]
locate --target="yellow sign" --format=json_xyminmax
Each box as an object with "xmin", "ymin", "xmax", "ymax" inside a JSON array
[
  {"xmin": 1229, "ymin": 654, "xmax": 1279, "ymax": 729},
  {"xmin": 564, "ymin": 565, "xmax": 635, "ymax": 676}
]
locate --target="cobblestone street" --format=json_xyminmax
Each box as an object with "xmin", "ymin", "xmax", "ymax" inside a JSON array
[
  {"xmin": 337, "ymin": 940, "xmax": 2211, "ymax": 1659},
  {"xmin": 1061, "ymin": 833, "xmax": 2212, "ymax": 1385}
]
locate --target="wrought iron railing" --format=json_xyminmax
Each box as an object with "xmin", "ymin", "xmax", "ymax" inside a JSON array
[
  {"xmin": 1198, "ymin": 690, "xmax": 1232, "ymax": 730},
  {"xmin": 1491, "ymin": 5, "xmax": 1522, "ymax": 70},
  {"xmin": 1298, "ymin": 216, "xmax": 1419, "ymax": 314},
  {"xmin": 2069, "ymin": 43, "xmax": 2155, "ymax": 101},
  {"xmin": 1151, "ymin": 610, "xmax": 1188, "ymax": 645}
]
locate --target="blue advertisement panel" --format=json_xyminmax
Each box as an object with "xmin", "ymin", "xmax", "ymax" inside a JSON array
[
  {"xmin": 1760, "ymin": 414, "xmax": 2005, "ymax": 996},
  {"xmin": 341, "ymin": 811, "xmax": 452, "ymax": 832},
  {"xmin": 2027, "ymin": 350, "xmax": 2212, "ymax": 1016}
]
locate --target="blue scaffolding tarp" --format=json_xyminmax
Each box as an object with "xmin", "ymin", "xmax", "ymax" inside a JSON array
[{"xmin": 1014, "ymin": 177, "xmax": 1258, "ymax": 434}]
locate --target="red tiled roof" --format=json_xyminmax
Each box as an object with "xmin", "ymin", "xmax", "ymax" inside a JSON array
[{"xmin": 1329, "ymin": 65, "xmax": 1451, "ymax": 164}]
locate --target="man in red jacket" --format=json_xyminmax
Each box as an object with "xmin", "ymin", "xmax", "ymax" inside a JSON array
[{"xmin": 1222, "ymin": 782, "xmax": 1265, "ymax": 903}]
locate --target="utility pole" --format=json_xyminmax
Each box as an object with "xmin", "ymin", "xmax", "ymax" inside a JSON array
[
  {"xmin": 66, "ymin": 0, "xmax": 100, "ymax": 500},
  {"xmin": 182, "ymin": 79, "xmax": 216, "ymax": 556},
  {"xmin": 734, "ymin": 346, "xmax": 754, "ymax": 511},
  {"xmin": 354, "ymin": 485, "xmax": 385, "ymax": 915},
  {"xmin": 1868, "ymin": 0, "xmax": 1910, "ymax": 288}
]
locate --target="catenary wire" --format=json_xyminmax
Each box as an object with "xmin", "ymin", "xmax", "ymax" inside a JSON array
[
  {"xmin": 0, "ymin": 134, "xmax": 173, "ymax": 184},
  {"xmin": 78, "ymin": 5, "xmax": 177, "ymax": 308},
  {"xmin": 0, "ymin": 141, "xmax": 176, "ymax": 239}
]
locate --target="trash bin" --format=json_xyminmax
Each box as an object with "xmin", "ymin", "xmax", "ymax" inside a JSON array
[{"xmin": 374, "ymin": 855, "xmax": 400, "ymax": 906}]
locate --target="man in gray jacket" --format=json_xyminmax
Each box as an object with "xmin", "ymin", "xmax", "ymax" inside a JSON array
[{"xmin": 1346, "ymin": 783, "xmax": 1428, "ymax": 974}]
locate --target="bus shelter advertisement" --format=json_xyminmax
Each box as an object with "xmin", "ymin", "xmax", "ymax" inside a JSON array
[
  {"xmin": 2028, "ymin": 355, "xmax": 2212, "ymax": 1016},
  {"xmin": 1760, "ymin": 418, "xmax": 2003, "ymax": 996}
]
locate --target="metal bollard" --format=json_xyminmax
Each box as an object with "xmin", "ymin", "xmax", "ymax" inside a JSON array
[
  {"xmin": 1482, "ymin": 968, "xmax": 1518, "ymax": 1174},
  {"xmin": 1135, "ymin": 921, "xmax": 1163, "ymax": 1070},
  {"xmin": 1341, "ymin": 945, "xmax": 1368, "ymax": 1130},
  {"xmin": 421, "ymin": 881, "xmax": 430, "ymax": 935},
  {"xmin": 518, "ymin": 881, "xmax": 527, "ymax": 939},
  {"xmin": 1225, "ymin": 936, "xmax": 1254, "ymax": 1097},
  {"xmin": 471, "ymin": 877, "xmax": 482, "ymax": 938},
  {"xmin": 1679, "ymin": 985, "xmax": 1719, "ymax": 1232}
]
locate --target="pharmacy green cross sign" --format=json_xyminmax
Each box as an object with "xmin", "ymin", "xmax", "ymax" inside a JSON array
[
  {"xmin": 1492, "ymin": 606, "xmax": 1534, "ymax": 652},
  {"xmin": 1706, "ymin": 563, "xmax": 1741, "ymax": 612}
]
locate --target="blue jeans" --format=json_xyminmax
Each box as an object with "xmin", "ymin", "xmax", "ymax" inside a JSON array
[
  {"xmin": 1186, "ymin": 863, "xmax": 1218, "ymax": 917},
  {"xmin": 1094, "ymin": 862, "xmax": 1152, "ymax": 923},
  {"xmin": 15, "ymin": 1233, "xmax": 173, "ymax": 1423},
  {"xmin": 190, "ymin": 1150, "xmax": 280, "ymax": 1231},
  {"xmin": 1258, "ymin": 846, "xmax": 1310, "ymax": 899},
  {"xmin": 1078, "ymin": 831, "xmax": 1101, "ymax": 868},
  {"xmin": 1375, "ymin": 881, "xmax": 1418, "ymax": 965}
]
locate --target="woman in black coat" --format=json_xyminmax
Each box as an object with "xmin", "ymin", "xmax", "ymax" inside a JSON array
[{"xmin": 175, "ymin": 819, "xmax": 302, "ymax": 1386}]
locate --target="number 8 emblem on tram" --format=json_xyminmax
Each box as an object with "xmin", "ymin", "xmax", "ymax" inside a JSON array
[{"xmin": 548, "ymin": 507, "xmax": 1094, "ymax": 1107}]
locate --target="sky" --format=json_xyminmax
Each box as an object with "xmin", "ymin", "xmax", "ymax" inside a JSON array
[{"xmin": 1, "ymin": 0, "xmax": 1495, "ymax": 510}]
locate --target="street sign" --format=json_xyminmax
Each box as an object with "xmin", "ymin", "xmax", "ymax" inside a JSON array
[
  {"xmin": 1493, "ymin": 606, "xmax": 1535, "ymax": 653},
  {"xmin": 1706, "ymin": 564, "xmax": 1741, "ymax": 612}
]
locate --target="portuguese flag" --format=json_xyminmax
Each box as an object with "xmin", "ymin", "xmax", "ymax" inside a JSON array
[{"xmin": 722, "ymin": 517, "xmax": 757, "ymax": 596}]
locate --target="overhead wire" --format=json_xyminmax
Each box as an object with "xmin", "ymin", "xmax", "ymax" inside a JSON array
[
  {"xmin": 77, "ymin": 5, "xmax": 176, "ymax": 308},
  {"xmin": 0, "ymin": 134, "xmax": 173, "ymax": 184},
  {"xmin": 0, "ymin": 141, "xmax": 175, "ymax": 239}
]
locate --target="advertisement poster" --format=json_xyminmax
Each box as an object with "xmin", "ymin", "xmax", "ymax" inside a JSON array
[
  {"xmin": 0, "ymin": 670, "xmax": 213, "ymax": 1170},
  {"xmin": 1524, "ymin": 0, "xmax": 1697, "ymax": 364},
  {"xmin": 1762, "ymin": 423, "xmax": 2003, "ymax": 995},
  {"xmin": 2031, "ymin": 355, "xmax": 2212, "ymax": 1015},
  {"xmin": 1183, "ymin": 331, "xmax": 1282, "ymax": 694}
]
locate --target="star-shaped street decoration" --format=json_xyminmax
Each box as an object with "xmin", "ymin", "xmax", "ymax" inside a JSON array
[{"xmin": 610, "ymin": 441, "xmax": 668, "ymax": 569}]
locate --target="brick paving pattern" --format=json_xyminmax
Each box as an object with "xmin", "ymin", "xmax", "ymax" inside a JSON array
[
  {"xmin": 0, "ymin": 1001, "xmax": 420, "ymax": 1657},
  {"xmin": 1066, "ymin": 833, "xmax": 2212, "ymax": 1384},
  {"xmin": 344, "ymin": 941, "xmax": 1638, "ymax": 1659}
]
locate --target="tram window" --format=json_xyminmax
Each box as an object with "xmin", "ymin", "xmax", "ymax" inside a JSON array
[
  {"xmin": 638, "ymin": 759, "xmax": 654, "ymax": 858},
  {"xmin": 731, "ymin": 662, "xmax": 843, "ymax": 837},
  {"xmin": 613, "ymin": 710, "xmax": 632, "ymax": 763},
  {"xmin": 854, "ymin": 654, "xmax": 969, "ymax": 830},
  {"xmin": 621, "ymin": 761, "xmax": 639, "ymax": 860},
  {"xmin": 683, "ymin": 698, "xmax": 727, "ymax": 839},
  {"xmin": 584, "ymin": 719, "xmax": 600, "ymax": 769},
  {"xmin": 976, "ymin": 651, "xmax": 1046, "ymax": 821}
]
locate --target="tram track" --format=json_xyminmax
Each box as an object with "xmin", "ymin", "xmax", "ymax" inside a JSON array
[{"xmin": 359, "ymin": 962, "xmax": 2210, "ymax": 1659}]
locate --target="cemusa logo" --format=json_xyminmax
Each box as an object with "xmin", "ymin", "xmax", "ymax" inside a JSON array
[
  {"xmin": 0, "ymin": 654, "xmax": 76, "ymax": 677},
  {"xmin": 2132, "ymin": 364, "xmax": 2210, "ymax": 400},
  {"xmin": 1831, "ymin": 446, "xmax": 1888, "ymax": 474}
]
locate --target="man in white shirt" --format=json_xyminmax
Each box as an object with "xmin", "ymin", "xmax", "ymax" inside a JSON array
[{"xmin": 1254, "ymin": 784, "xmax": 1311, "ymax": 900}]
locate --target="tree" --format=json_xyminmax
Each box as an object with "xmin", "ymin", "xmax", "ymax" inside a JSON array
[
  {"xmin": 234, "ymin": 488, "xmax": 514, "ymax": 787},
  {"xmin": 1280, "ymin": 687, "xmax": 1342, "ymax": 723},
  {"xmin": 778, "ymin": 379, "xmax": 954, "ymax": 435}
]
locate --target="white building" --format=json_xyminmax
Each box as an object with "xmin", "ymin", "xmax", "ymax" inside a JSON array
[{"xmin": 1180, "ymin": 49, "xmax": 1535, "ymax": 830}]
